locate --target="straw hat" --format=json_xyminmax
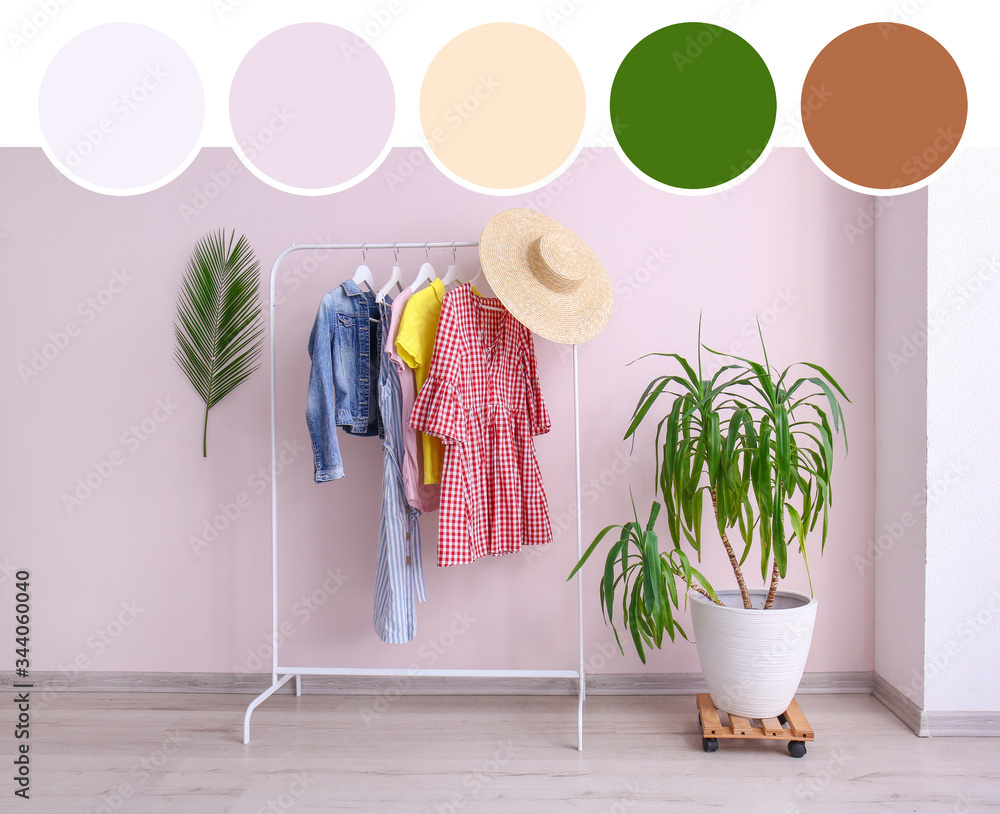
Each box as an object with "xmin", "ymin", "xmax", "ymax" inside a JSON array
[{"xmin": 478, "ymin": 208, "xmax": 613, "ymax": 344}]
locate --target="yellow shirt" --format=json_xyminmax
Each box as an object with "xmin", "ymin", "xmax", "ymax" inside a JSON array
[{"xmin": 395, "ymin": 279, "xmax": 446, "ymax": 484}]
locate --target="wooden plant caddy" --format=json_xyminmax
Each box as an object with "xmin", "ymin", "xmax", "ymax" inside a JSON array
[{"xmin": 697, "ymin": 693, "xmax": 814, "ymax": 758}]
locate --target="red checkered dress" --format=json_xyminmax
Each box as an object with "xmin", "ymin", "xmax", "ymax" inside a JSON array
[{"xmin": 410, "ymin": 283, "xmax": 552, "ymax": 566}]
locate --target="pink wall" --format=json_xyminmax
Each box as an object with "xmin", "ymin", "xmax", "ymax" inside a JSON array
[{"xmin": 1, "ymin": 146, "xmax": 874, "ymax": 676}]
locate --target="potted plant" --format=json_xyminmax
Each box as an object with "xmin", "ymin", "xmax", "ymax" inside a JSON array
[{"xmin": 570, "ymin": 325, "xmax": 848, "ymax": 719}]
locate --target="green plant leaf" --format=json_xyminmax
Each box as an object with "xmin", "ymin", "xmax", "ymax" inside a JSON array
[
  {"xmin": 568, "ymin": 523, "xmax": 620, "ymax": 580},
  {"xmin": 628, "ymin": 578, "xmax": 646, "ymax": 664},
  {"xmin": 692, "ymin": 488, "xmax": 704, "ymax": 552},
  {"xmin": 174, "ymin": 229, "xmax": 263, "ymax": 456}
]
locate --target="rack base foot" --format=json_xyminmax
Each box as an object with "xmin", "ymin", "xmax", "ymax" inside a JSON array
[{"xmin": 244, "ymin": 674, "xmax": 297, "ymax": 744}]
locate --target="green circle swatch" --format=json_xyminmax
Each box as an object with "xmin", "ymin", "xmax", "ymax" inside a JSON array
[{"xmin": 611, "ymin": 23, "xmax": 776, "ymax": 190}]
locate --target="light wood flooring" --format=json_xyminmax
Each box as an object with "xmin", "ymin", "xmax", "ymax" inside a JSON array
[{"xmin": 3, "ymin": 691, "xmax": 999, "ymax": 812}]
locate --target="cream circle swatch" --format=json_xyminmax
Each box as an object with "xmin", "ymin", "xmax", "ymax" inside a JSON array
[
  {"xmin": 420, "ymin": 23, "xmax": 586, "ymax": 190},
  {"xmin": 38, "ymin": 23, "xmax": 204, "ymax": 193},
  {"xmin": 229, "ymin": 23, "xmax": 394, "ymax": 193}
]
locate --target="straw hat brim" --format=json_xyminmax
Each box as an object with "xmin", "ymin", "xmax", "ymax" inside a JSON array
[{"xmin": 479, "ymin": 209, "xmax": 613, "ymax": 345}]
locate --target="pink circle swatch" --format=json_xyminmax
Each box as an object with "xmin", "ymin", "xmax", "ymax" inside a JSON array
[
  {"xmin": 229, "ymin": 23, "xmax": 395, "ymax": 192},
  {"xmin": 38, "ymin": 23, "xmax": 204, "ymax": 193}
]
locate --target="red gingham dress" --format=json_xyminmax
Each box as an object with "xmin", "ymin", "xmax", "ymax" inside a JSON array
[{"xmin": 410, "ymin": 283, "xmax": 552, "ymax": 566}]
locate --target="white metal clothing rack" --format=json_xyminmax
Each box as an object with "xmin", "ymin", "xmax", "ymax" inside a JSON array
[{"xmin": 243, "ymin": 242, "xmax": 588, "ymax": 749}]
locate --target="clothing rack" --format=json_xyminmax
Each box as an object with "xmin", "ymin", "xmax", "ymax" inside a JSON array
[{"xmin": 243, "ymin": 242, "xmax": 588, "ymax": 750}]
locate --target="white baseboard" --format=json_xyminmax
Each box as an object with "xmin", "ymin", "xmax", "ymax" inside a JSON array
[
  {"xmin": 3, "ymin": 670, "xmax": 872, "ymax": 696},
  {"xmin": 924, "ymin": 710, "xmax": 1000, "ymax": 737},
  {"xmin": 872, "ymin": 673, "xmax": 1000, "ymax": 737},
  {"xmin": 873, "ymin": 673, "xmax": 929, "ymax": 736}
]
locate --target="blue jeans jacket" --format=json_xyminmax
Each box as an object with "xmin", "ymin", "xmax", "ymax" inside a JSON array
[{"xmin": 306, "ymin": 280, "xmax": 388, "ymax": 481}]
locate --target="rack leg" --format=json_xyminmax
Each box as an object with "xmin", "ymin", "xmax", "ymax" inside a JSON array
[
  {"xmin": 577, "ymin": 683, "xmax": 584, "ymax": 751},
  {"xmin": 295, "ymin": 674, "xmax": 302, "ymax": 697},
  {"xmin": 243, "ymin": 673, "xmax": 296, "ymax": 744}
]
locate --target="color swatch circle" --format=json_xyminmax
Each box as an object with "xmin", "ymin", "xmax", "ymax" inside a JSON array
[
  {"xmin": 610, "ymin": 23, "xmax": 776, "ymax": 191},
  {"xmin": 802, "ymin": 23, "xmax": 967, "ymax": 190},
  {"xmin": 229, "ymin": 23, "xmax": 394, "ymax": 193},
  {"xmin": 420, "ymin": 23, "xmax": 585, "ymax": 191},
  {"xmin": 38, "ymin": 23, "xmax": 204, "ymax": 193}
]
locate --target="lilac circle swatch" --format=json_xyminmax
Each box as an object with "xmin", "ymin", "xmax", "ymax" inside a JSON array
[
  {"xmin": 38, "ymin": 23, "xmax": 204, "ymax": 193},
  {"xmin": 229, "ymin": 24, "xmax": 395, "ymax": 192}
]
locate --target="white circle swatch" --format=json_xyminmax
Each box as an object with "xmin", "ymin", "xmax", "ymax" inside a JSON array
[{"xmin": 38, "ymin": 23, "xmax": 205, "ymax": 193}]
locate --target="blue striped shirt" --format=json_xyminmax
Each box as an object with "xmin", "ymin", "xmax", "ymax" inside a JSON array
[{"xmin": 374, "ymin": 300, "xmax": 427, "ymax": 643}]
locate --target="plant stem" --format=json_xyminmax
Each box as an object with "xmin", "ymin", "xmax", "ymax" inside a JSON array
[
  {"xmin": 763, "ymin": 557, "xmax": 780, "ymax": 609},
  {"xmin": 690, "ymin": 582, "xmax": 724, "ymax": 605},
  {"xmin": 710, "ymin": 487, "xmax": 752, "ymax": 609},
  {"xmin": 202, "ymin": 403, "xmax": 209, "ymax": 458}
]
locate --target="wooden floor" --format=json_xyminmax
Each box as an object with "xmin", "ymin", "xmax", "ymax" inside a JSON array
[{"xmin": 4, "ymin": 691, "xmax": 999, "ymax": 812}]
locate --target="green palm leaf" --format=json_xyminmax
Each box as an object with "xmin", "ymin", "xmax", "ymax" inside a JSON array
[{"xmin": 174, "ymin": 229, "xmax": 264, "ymax": 456}]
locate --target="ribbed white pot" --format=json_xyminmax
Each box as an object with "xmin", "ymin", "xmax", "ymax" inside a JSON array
[{"xmin": 689, "ymin": 588, "xmax": 817, "ymax": 718}]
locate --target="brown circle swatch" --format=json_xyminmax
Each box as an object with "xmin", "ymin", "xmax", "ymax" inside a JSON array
[{"xmin": 802, "ymin": 23, "xmax": 967, "ymax": 190}]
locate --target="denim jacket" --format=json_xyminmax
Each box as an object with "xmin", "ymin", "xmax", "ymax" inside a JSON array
[{"xmin": 306, "ymin": 280, "xmax": 389, "ymax": 482}]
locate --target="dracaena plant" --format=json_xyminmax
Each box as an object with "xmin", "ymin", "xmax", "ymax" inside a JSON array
[{"xmin": 570, "ymin": 325, "xmax": 849, "ymax": 662}]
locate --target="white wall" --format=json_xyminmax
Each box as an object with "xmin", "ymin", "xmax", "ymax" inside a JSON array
[
  {"xmin": 874, "ymin": 188, "xmax": 928, "ymax": 707},
  {"xmin": 925, "ymin": 147, "xmax": 1000, "ymax": 712}
]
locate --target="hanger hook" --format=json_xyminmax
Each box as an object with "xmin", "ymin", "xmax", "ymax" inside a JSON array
[
  {"xmin": 424, "ymin": 242, "xmax": 430, "ymax": 259},
  {"xmin": 361, "ymin": 243, "xmax": 367, "ymax": 263},
  {"xmin": 452, "ymin": 242, "xmax": 457, "ymax": 261},
  {"xmin": 393, "ymin": 243, "xmax": 399, "ymax": 263}
]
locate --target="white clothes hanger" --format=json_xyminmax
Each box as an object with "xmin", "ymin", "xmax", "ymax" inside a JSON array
[
  {"xmin": 441, "ymin": 244, "xmax": 463, "ymax": 289},
  {"xmin": 352, "ymin": 244, "xmax": 376, "ymax": 294},
  {"xmin": 409, "ymin": 244, "xmax": 437, "ymax": 293},
  {"xmin": 376, "ymin": 244, "xmax": 403, "ymax": 303},
  {"xmin": 442, "ymin": 243, "xmax": 483, "ymax": 290}
]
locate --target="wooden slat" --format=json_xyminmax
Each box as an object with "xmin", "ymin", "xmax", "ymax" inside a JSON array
[
  {"xmin": 761, "ymin": 716, "xmax": 784, "ymax": 736},
  {"xmin": 784, "ymin": 698, "xmax": 815, "ymax": 740},
  {"xmin": 697, "ymin": 693, "xmax": 725, "ymax": 735},
  {"xmin": 728, "ymin": 714, "xmax": 753, "ymax": 735}
]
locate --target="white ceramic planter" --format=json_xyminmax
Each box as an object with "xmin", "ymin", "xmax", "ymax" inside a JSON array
[{"xmin": 689, "ymin": 588, "xmax": 817, "ymax": 719}]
